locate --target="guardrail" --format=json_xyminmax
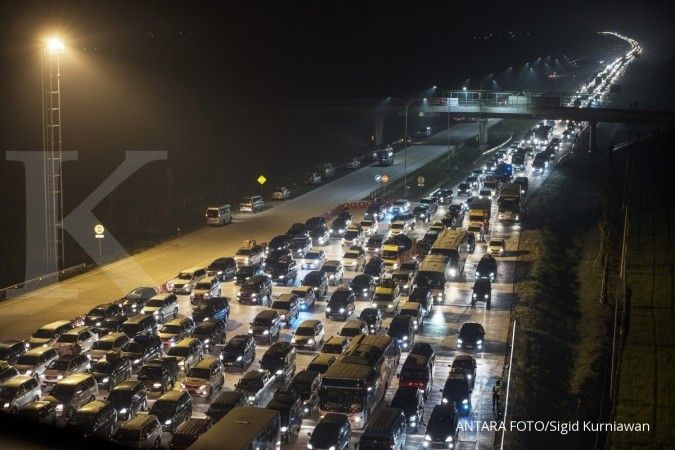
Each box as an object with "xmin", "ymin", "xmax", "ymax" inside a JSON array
[{"xmin": 0, "ymin": 263, "xmax": 88, "ymax": 301}]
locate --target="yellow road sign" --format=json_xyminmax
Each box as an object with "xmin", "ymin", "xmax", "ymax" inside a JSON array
[{"xmin": 257, "ymin": 175, "xmax": 267, "ymax": 185}]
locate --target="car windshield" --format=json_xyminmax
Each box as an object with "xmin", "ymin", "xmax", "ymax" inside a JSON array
[
  {"xmin": 47, "ymin": 359, "xmax": 72, "ymax": 371},
  {"xmin": 146, "ymin": 299, "xmax": 165, "ymax": 307},
  {"xmin": 49, "ymin": 384, "xmax": 76, "ymax": 402},
  {"xmin": 186, "ymin": 367, "xmax": 211, "ymax": 379},
  {"xmin": 92, "ymin": 361, "xmax": 115, "ymax": 373},
  {"xmin": 0, "ymin": 386, "xmax": 18, "ymax": 400},
  {"xmin": 123, "ymin": 342, "xmax": 145, "ymax": 353},
  {"xmin": 382, "ymin": 250, "xmax": 398, "ymax": 259},
  {"xmin": 344, "ymin": 231, "xmax": 358, "ymax": 239},
  {"xmin": 253, "ymin": 317, "xmax": 273, "ymax": 326},
  {"xmin": 107, "ymin": 389, "xmax": 131, "ymax": 406},
  {"xmin": 195, "ymin": 282, "xmax": 212, "ymax": 290},
  {"xmin": 236, "ymin": 248, "xmax": 252, "ymax": 256},
  {"xmin": 322, "ymin": 265, "xmax": 338, "ymax": 274},
  {"xmin": 68, "ymin": 412, "xmax": 96, "ymax": 431},
  {"xmin": 330, "ymin": 291, "xmax": 350, "ymax": 303},
  {"xmin": 271, "ymin": 301, "xmax": 290, "ymax": 310},
  {"xmin": 304, "ymin": 273, "xmax": 321, "ymax": 284},
  {"xmin": 261, "ymin": 353, "xmax": 283, "ymax": 368},
  {"xmin": 360, "ymin": 310, "xmax": 377, "ymax": 320},
  {"xmin": 391, "ymin": 223, "xmax": 404, "ymax": 230},
  {"xmin": 88, "ymin": 307, "xmax": 108, "ymax": 317},
  {"xmin": 351, "ymin": 275, "xmax": 370, "ymax": 287},
  {"xmin": 373, "ymin": 293, "xmax": 392, "ymax": 303},
  {"xmin": 17, "ymin": 354, "xmax": 40, "ymax": 365},
  {"xmin": 399, "ymin": 308, "xmax": 418, "ymax": 318},
  {"xmin": 162, "ymin": 324, "xmax": 186, "ymax": 334},
  {"xmin": 237, "ymin": 378, "xmax": 262, "ymax": 391},
  {"xmin": 305, "ymin": 252, "xmax": 320, "ymax": 260},
  {"xmin": 167, "ymin": 347, "xmax": 190, "ymax": 357},
  {"xmin": 489, "ymin": 240, "xmax": 503, "ymax": 246},
  {"xmin": 389, "ymin": 322, "xmax": 409, "ymax": 336},
  {"xmin": 151, "ymin": 400, "xmax": 176, "ymax": 416},
  {"xmin": 295, "ymin": 327, "xmax": 315, "ymax": 337},
  {"xmin": 56, "ymin": 334, "xmax": 78, "ymax": 343},
  {"xmin": 453, "ymin": 359, "xmax": 473, "ymax": 370},
  {"xmin": 138, "ymin": 366, "xmax": 163, "ymax": 379},
  {"xmin": 318, "ymin": 387, "xmax": 363, "ymax": 413},
  {"xmin": 32, "ymin": 329, "xmax": 56, "ymax": 339},
  {"xmin": 461, "ymin": 324, "xmax": 483, "ymax": 336},
  {"xmin": 177, "ymin": 272, "xmax": 193, "ymax": 280},
  {"xmin": 344, "ymin": 252, "xmax": 359, "ymax": 259},
  {"xmin": 444, "ymin": 380, "xmax": 468, "ymax": 398},
  {"xmin": 341, "ymin": 327, "xmax": 360, "ymax": 337},
  {"xmin": 114, "ymin": 428, "xmax": 141, "ymax": 441}
]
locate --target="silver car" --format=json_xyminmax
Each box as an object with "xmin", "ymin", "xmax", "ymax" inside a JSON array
[
  {"xmin": 52, "ymin": 327, "xmax": 98, "ymax": 356},
  {"xmin": 141, "ymin": 294, "xmax": 179, "ymax": 324},
  {"xmin": 0, "ymin": 376, "xmax": 41, "ymax": 414},
  {"xmin": 113, "ymin": 413, "xmax": 163, "ymax": 448},
  {"xmin": 40, "ymin": 354, "xmax": 91, "ymax": 388}
]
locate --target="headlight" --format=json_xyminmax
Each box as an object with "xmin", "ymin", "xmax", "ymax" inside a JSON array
[
  {"xmin": 165, "ymin": 419, "xmax": 172, "ymax": 425},
  {"xmin": 25, "ymin": 369, "xmax": 32, "ymax": 375},
  {"xmin": 251, "ymin": 293, "xmax": 257, "ymax": 297},
  {"xmin": 425, "ymin": 434, "xmax": 432, "ymax": 441},
  {"xmin": 339, "ymin": 308, "xmax": 345, "ymax": 313},
  {"xmin": 326, "ymin": 307, "xmax": 331, "ymax": 312},
  {"xmin": 402, "ymin": 335, "xmax": 408, "ymax": 341},
  {"xmin": 463, "ymin": 398, "xmax": 469, "ymax": 404},
  {"xmin": 153, "ymin": 311, "xmax": 159, "ymax": 316},
  {"xmin": 39, "ymin": 374, "xmax": 45, "ymax": 379},
  {"xmin": 410, "ymin": 414, "xmax": 417, "ymax": 421},
  {"xmin": 276, "ymin": 369, "xmax": 283, "ymax": 375},
  {"xmin": 262, "ymin": 330, "xmax": 269, "ymax": 335},
  {"xmin": 248, "ymin": 328, "xmax": 253, "ymax": 334},
  {"xmin": 329, "ymin": 446, "xmax": 336, "ymax": 450},
  {"xmin": 307, "ymin": 339, "xmax": 315, "ymax": 345},
  {"xmin": 133, "ymin": 359, "xmax": 140, "ymax": 365},
  {"xmin": 248, "ymin": 395, "xmax": 255, "ymax": 401},
  {"xmin": 442, "ymin": 397, "xmax": 448, "ymax": 404},
  {"xmin": 3, "ymin": 403, "xmax": 9, "ymax": 408},
  {"xmin": 484, "ymin": 294, "xmax": 489, "ymax": 299},
  {"xmin": 362, "ymin": 288, "xmax": 368, "ymax": 292},
  {"xmin": 477, "ymin": 339, "xmax": 483, "ymax": 345},
  {"xmin": 387, "ymin": 304, "xmax": 393, "ymax": 309},
  {"xmin": 56, "ymin": 404, "xmax": 64, "ymax": 411},
  {"xmin": 204, "ymin": 338, "xmax": 210, "ymax": 344},
  {"xmin": 307, "ymin": 444, "xmax": 313, "ymax": 449},
  {"xmin": 490, "ymin": 272, "xmax": 494, "ymax": 276},
  {"xmin": 178, "ymin": 360, "xmax": 185, "ymax": 366},
  {"xmin": 280, "ymin": 426, "xmax": 288, "ymax": 432},
  {"xmin": 372, "ymin": 303, "xmax": 377, "ymax": 308},
  {"xmin": 467, "ymin": 374, "xmax": 472, "ymax": 380},
  {"xmin": 279, "ymin": 275, "xmax": 285, "ymax": 279},
  {"xmin": 449, "ymin": 268, "xmax": 457, "ymax": 276},
  {"xmin": 96, "ymin": 321, "xmax": 101, "ymax": 326},
  {"xmin": 446, "ymin": 435, "xmax": 454, "ymax": 442},
  {"xmin": 119, "ymin": 408, "xmax": 127, "ymax": 414},
  {"xmin": 280, "ymin": 315, "xmax": 286, "ymax": 320},
  {"xmin": 102, "ymin": 377, "xmax": 109, "ymax": 383},
  {"xmin": 236, "ymin": 356, "xmax": 243, "ymax": 362},
  {"xmin": 473, "ymin": 293, "xmax": 477, "ymax": 298},
  {"xmin": 457, "ymin": 338, "xmax": 463, "ymax": 344},
  {"xmin": 329, "ymin": 274, "xmax": 335, "ymax": 279}
]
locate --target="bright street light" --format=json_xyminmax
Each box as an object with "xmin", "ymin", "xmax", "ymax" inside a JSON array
[{"xmin": 45, "ymin": 37, "xmax": 65, "ymax": 55}]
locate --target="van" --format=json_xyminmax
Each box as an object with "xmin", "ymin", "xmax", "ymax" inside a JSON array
[
  {"xmin": 166, "ymin": 338, "xmax": 204, "ymax": 372},
  {"xmin": 0, "ymin": 375, "xmax": 41, "ymax": 413},
  {"xmin": 205, "ymin": 204, "xmax": 232, "ymax": 226},
  {"xmin": 398, "ymin": 302, "xmax": 424, "ymax": 330},
  {"xmin": 149, "ymin": 390, "xmax": 193, "ymax": 433},
  {"xmin": 141, "ymin": 293, "xmax": 179, "ymax": 323},
  {"xmin": 14, "ymin": 346, "xmax": 59, "ymax": 378},
  {"xmin": 27, "ymin": 320, "xmax": 74, "ymax": 348},
  {"xmin": 240, "ymin": 195, "xmax": 264, "ymax": 213},
  {"xmin": 113, "ymin": 413, "xmax": 162, "ymax": 448},
  {"xmin": 358, "ymin": 407, "xmax": 407, "ymax": 450},
  {"xmin": 289, "ymin": 370, "xmax": 321, "ymax": 416},
  {"xmin": 44, "ymin": 373, "xmax": 99, "ymax": 420},
  {"xmin": 169, "ymin": 417, "xmax": 213, "ymax": 450},
  {"xmin": 67, "ymin": 399, "xmax": 118, "ymax": 438},
  {"xmin": 121, "ymin": 314, "xmax": 157, "ymax": 338}
]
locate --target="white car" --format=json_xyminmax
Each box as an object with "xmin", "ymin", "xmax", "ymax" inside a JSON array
[
  {"xmin": 359, "ymin": 219, "xmax": 378, "ymax": 236},
  {"xmin": 167, "ymin": 267, "xmax": 207, "ymax": 295},
  {"xmin": 388, "ymin": 220, "xmax": 410, "ymax": 237},
  {"xmin": 342, "ymin": 249, "xmax": 366, "ymax": 271},
  {"xmin": 390, "ymin": 199, "xmax": 410, "ymax": 214},
  {"xmin": 52, "ymin": 327, "xmax": 98, "ymax": 356},
  {"xmin": 342, "ymin": 226, "xmax": 365, "ymax": 247},
  {"xmin": 488, "ymin": 238, "xmax": 506, "ymax": 256},
  {"xmin": 272, "ymin": 186, "xmax": 290, "ymax": 200},
  {"xmin": 40, "ymin": 354, "xmax": 91, "ymax": 387},
  {"xmin": 301, "ymin": 250, "xmax": 326, "ymax": 270}
]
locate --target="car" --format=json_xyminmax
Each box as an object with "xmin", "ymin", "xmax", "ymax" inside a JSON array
[
  {"xmin": 390, "ymin": 386, "xmax": 425, "ymax": 432},
  {"xmin": 237, "ymin": 275, "xmax": 273, "ymax": 306},
  {"xmin": 365, "ymin": 234, "xmax": 386, "ymax": 254},
  {"xmin": 465, "ymin": 176, "xmax": 479, "ymax": 189},
  {"xmin": 413, "ymin": 204, "xmax": 431, "ymax": 223},
  {"xmin": 372, "ymin": 286, "xmax": 402, "ymax": 316},
  {"xmin": 0, "ymin": 361, "xmax": 20, "ymax": 384},
  {"xmin": 318, "ymin": 162, "xmax": 335, "ymax": 179},
  {"xmin": 457, "ymin": 183, "xmax": 471, "ymax": 196},
  {"xmin": 267, "ymin": 388, "xmax": 304, "ymax": 443},
  {"xmin": 272, "ymin": 186, "xmax": 291, "ymax": 200},
  {"xmin": 306, "ymin": 353, "xmax": 338, "ymax": 376},
  {"xmin": 234, "ymin": 264, "xmax": 263, "ymax": 285},
  {"xmin": 364, "ymin": 202, "xmax": 386, "ymax": 221},
  {"xmin": 388, "ymin": 220, "xmax": 411, "ymax": 237},
  {"xmin": 441, "ymin": 372, "xmax": 472, "ymax": 415},
  {"xmin": 120, "ymin": 287, "xmax": 158, "ymax": 316},
  {"xmin": 388, "ymin": 315, "xmax": 415, "ymax": 350},
  {"xmin": 301, "ymin": 250, "xmax": 326, "ymax": 270},
  {"xmin": 234, "ymin": 240, "xmax": 266, "ymax": 267},
  {"xmin": 167, "ymin": 267, "xmax": 206, "ymax": 295},
  {"xmin": 302, "ymin": 271, "xmax": 330, "ymax": 298},
  {"xmin": 158, "ymin": 316, "xmax": 196, "ymax": 350},
  {"xmin": 291, "ymin": 286, "xmax": 317, "ymax": 312},
  {"xmin": 220, "ymin": 335, "xmax": 256, "ymax": 370},
  {"xmin": 268, "ymin": 258, "xmax": 299, "ymax": 286},
  {"xmin": 390, "ymin": 270, "xmax": 414, "ymax": 294},
  {"xmin": 206, "ymin": 257, "xmax": 237, "ymax": 282},
  {"xmin": 141, "ymin": 294, "xmax": 179, "ymax": 324},
  {"xmin": 264, "ymin": 249, "xmax": 293, "ymax": 268},
  {"xmin": 488, "ymin": 237, "xmax": 506, "ymax": 255},
  {"xmin": 359, "ymin": 219, "xmax": 379, "ymax": 236},
  {"xmin": 149, "ymin": 390, "xmax": 193, "ymax": 433},
  {"xmin": 121, "ymin": 334, "xmax": 163, "ymax": 369},
  {"xmin": 342, "ymin": 248, "xmax": 366, "ymax": 271},
  {"xmin": 340, "ymin": 320, "xmax": 368, "ymax": 338},
  {"xmin": 320, "ymin": 336, "xmax": 350, "ymax": 355},
  {"xmin": 433, "ymin": 188, "xmax": 454, "ymax": 205},
  {"xmin": 359, "ymin": 308, "xmax": 383, "ymax": 334},
  {"xmin": 18, "ymin": 400, "xmax": 58, "ymax": 425},
  {"xmin": 181, "ymin": 356, "xmax": 225, "ymax": 399},
  {"xmin": 166, "ymin": 338, "xmax": 204, "ymax": 372},
  {"xmin": 41, "ymin": 354, "xmax": 91, "ymax": 387},
  {"xmin": 66, "ymin": 399, "xmax": 118, "ymax": 439},
  {"xmin": 291, "ymin": 235, "xmax": 313, "ymax": 257},
  {"xmin": 190, "ymin": 277, "xmax": 221, "ymax": 304},
  {"xmin": 310, "ymin": 226, "xmax": 331, "ymax": 246},
  {"xmin": 169, "ymin": 417, "xmax": 214, "ymax": 449},
  {"xmin": 349, "ymin": 274, "xmax": 376, "ymax": 300},
  {"xmin": 471, "ymin": 278, "xmax": 492, "ymax": 309},
  {"xmin": 335, "ymin": 211, "xmax": 353, "ymax": 226},
  {"xmin": 121, "ymin": 315, "xmax": 158, "ymax": 339},
  {"xmin": 191, "ymin": 297, "xmax": 230, "ymax": 323},
  {"xmin": 249, "ymin": 310, "xmax": 282, "ymax": 344},
  {"xmin": 192, "ymin": 319, "xmax": 227, "ymax": 350},
  {"xmin": 0, "ymin": 375, "xmax": 41, "ymax": 414},
  {"xmin": 399, "ymin": 346, "xmax": 435, "ymax": 398},
  {"xmin": 450, "ymin": 354, "xmax": 477, "ymax": 389},
  {"xmin": 321, "ymin": 260, "xmax": 344, "ymax": 286},
  {"xmin": 0, "ymin": 341, "xmax": 27, "ymax": 365},
  {"xmin": 27, "ymin": 321, "xmax": 74, "ymax": 349},
  {"xmin": 305, "ymin": 172, "xmax": 321, "ymax": 184},
  {"xmin": 391, "ymin": 213, "xmax": 416, "ymax": 231},
  {"xmin": 269, "ymin": 234, "xmax": 293, "ymax": 252},
  {"xmin": 289, "ymin": 370, "xmax": 321, "ymax": 416},
  {"xmin": 330, "ymin": 218, "xmax": 349, "ymax": 237},
  {"xmin": 424, "ymin": 404, "xmax": 459, "ymax": 447},
  {"xmin": 260, "ymin": 342, "xmax": 296, "ymax": 384},
  {"xmin": 408, "ymin": 287, "xmax": 433, "ymax": 315},
  {"xmin": 287, "ymin": 223, "xmax": 309, "ymax": 238},
  {"xmin": 342, "ymin": 225, "xmax": 366, "ymax": 248},
  {"xmin": 89, "ymin": 355, "xmax": 132, "ymax": 391},
  {"xmin": 514, "ymin": 176, "xmax": 529, "ymax": 195},
  {"xmin": 206, "ymin": 390, "xmax": 247, "ymax": 422},
  {"xmin": 326, "ymin": 286, "xmax": 356, "ymax": 321},
  {"xmin": 364, "ymin": 257, "xmax": 386, "ymax": 281},
  {"xmin": 419, "ymin": 197, "xmax": 439, "ymax": 215},
  {"xmin": 271, "ymin": 294, "xmax": 301, "ymax": 327},
  {"xmin": 390, "ymin": 199, "xmax": 410, "ymax": 214},
  {"xmin": 15, "ymin": 346, "xmax": 59, "ymax": 378},
  {"xmin": 457, "ymin": 323, "xmax": 486, "ymax": 351},
  {"xmin": 235, "ymin": 369, "xmax": 276, "ymax": 406},
  {"xmin": 84, "ymin": 303, "xmax": 126, "ymax": 334},
  {"xmin": 42, "ymin": 373, "xmax": 99, "ymax": 421},
  {"xmin": 307, "ymin": 413, "xmax": 352, "ymax": 450},
  {"xmin": 113, "ymin": 413, "xmax": 162, "ymax": 448},
  {"xmin": 52, "ymin": 326, "xmax": 98, "ymax": 356},
  {"xmin": 292, "ymin": 320, "xmax": 325, "ymax": 351},
  {"xmin": 107, "ymin": 380, "xmax": 147, "ymax": 421},
  {"xmin": 398, "ymin": 302, "xmax": 424, "ymax": 330}
]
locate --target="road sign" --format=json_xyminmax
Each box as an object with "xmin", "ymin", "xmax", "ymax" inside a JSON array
[
  {"xmin": 257, "ymin": 175, "xmax": 267, "ymax": 185},
  {"xmin": 94, "ymin": 224, "xmax": 104, "ymax": 235},
  {"xmin": 380, "ymin": 175, "xmax": 390, "ymax": 184},
  {"xmin": 417, "ymin": 176, "xmax": 425, "ymax": 187}
]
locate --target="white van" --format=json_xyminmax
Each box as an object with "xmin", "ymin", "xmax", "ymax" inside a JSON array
[
  {"xmin": 205, "ymin": 205, "xmax": 232, "ymax": 226},
  {"xmin": 240, "ymin": 195, "xmax": 264, "ymax": 213}
]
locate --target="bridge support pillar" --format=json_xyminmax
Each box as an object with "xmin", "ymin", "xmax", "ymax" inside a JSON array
[
  {"xmin": 478, "ymin": 119, "xmax": 489, "ymax": 149},
  {"xmin": 374, "ymin": 116, "xmax": 384, "ymax": 146},
  {"xmin": 589, "ymin": 121, "xmax": 597, "ymax": 152}
]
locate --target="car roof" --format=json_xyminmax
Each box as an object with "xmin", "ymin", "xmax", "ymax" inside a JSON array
[
  {"xmin": 156, "ymin": 390, "xmax": 187, "ymax": 402},
  {"xmin": 164, "ymin": 316, "xmax": 191, "ymax": 326},
  {"xmin": 325, "ymin": 336, "xmax": 349, "ymax": 344},
  {"xmin": 2, "ymin": 375, "xmax": 34, "ymax": 387},
  {"xmin": 193, "ymin": 356, "xmax": 220, "ymax": 369},
  {"xmin": 37, "ymin": 320, "xmax": 72, "ymax": 330},
  {"xmin": 298, "ymin": 320, "xmax": 321, "ymax": 328},
  {"xmin": 120, "ymin": 413, "xmax": 157, "ymax": 429},
  {"xmin": 112, "ymin": 380, "xmax": 143, "ymax": 392},
  {"xmin": 58, "ymin": 373, "xmax": 94, "ymax": 385},
  {"xmin": 310, "ymin": 353, "xmax": 337, "ymax": 365},
  {"xmin": 77, "ymin": 400, "xmax": 108, "ymax": 414},
  {"xmin": 256, "ymin": 309, "xmax": 279, "ymax": 319}
]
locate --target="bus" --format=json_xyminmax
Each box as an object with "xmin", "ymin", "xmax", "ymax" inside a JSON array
[
  {"xmin": 319, "ymin": 335, "xmax": 400, "ymax": 429},
  {"xmin": 428, "ymin": 229, "xmax": 469, "ymax": 279},
  {"xmin": 188, "ymin": 406, "xmax": 280, "ymax": 450}
]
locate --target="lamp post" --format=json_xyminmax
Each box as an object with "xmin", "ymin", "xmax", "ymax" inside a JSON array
[
  {"xmin": 389, "ymin": 97, "xmax": 420, "ymax": 198},
  {"xmin": 42, "ymin": 36, "xmax": 65, "ymax": 272}
]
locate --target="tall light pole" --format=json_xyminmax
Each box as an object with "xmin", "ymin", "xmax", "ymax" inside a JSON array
[
  {"xmin": 42, "ymin": 36, "xmax": 65, "ymax": 273},
  {"xmin": 389, "ymin": 97, "xmax": 419, "ymax": 198}
]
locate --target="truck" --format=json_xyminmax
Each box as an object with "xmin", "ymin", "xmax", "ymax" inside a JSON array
[
  {"xmin": 493, "ymin": 162, "xmax": 513, "ymax": 182},
  {"xmin": 497, "ymin": 183, "xmax": 521, "ymax": 221},
  {"xmin": 467, "ymin": 198, "xmax": 491, "ymax": 239}
]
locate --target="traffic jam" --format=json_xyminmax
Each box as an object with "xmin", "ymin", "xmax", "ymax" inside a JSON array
[{"xmin": 0, "ymin": 46, "xmax": 638, "ymax": 450}]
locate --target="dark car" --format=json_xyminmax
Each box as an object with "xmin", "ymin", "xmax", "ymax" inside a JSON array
[
  {"xmin": 84, "ymin": 303, "xmax": 126, "ymax": 334},
  {"xmin": 425, "ymin": 405, "xmax": 459, "ymax": 447},
  {"xmin": 264, "ymin": 249, "xmax": 293, "ymax": 268},
  {"xmin": 120, "ymin": 287, "xmax": 157, "ymax": 316},
  {"xmin": 271, "ymin": 294, "xmax": 301, "ymax": 327},
  {"xmin": 0, "ymin": 361, "xmax": 19, "ymax": 384},
  {"xmin": 206, "ymin": 257, "xmax": 236, "ymax": 281},
  {"xmin": 287, "ymin": 223, "xmax": 309, "ymax": 238},
  {"xmin": 192, "ymin": 319, "xmax": 227, "ymax": 350},
  {"xmin": 67, "ymin": 400, "xmax": 118, "ymax": 439},
  {"xmin": 220, "ymin": 335, "xmax": 255, "ymax": 369},
  {"xmin": 269, "ymin": 234, "xmax": 293, "ymax": 252},
  {"xmin": 326, "ymin": 287, "xmax": 355, "ymax": 321},
  {"xmin": 237, "ymin": 275, "xmax": 272, "ymax": 306},
  {"xmin": 321, "ymin": 260, "xmax": 344, "ymax": 286},
  {"xmin": 398, "ymin": 350, "xmax": 435, "ymax": 398},
  {"xmin": 149, "ymin": 390, "xmax": 193, "ymax": 433},
  {"xmin": 340, "ymin": 320, "xmax": 368, "ymax": 338},
  {"xmin": 390, "ymin": 386, "xmax": 425, "ymax": 432},
  {"xmin": 364, "ymin": 257, "xmax": 386, "ymax": 281},
  {"xmin": 291, "ymin": 236, "xmax": 312, "ymax": 257},
  {"xmin": 349, "ymin": 274, "xmax": 376, "ymax": 300},
  {"xmin": 413, "ymin": 205, "xmax": 431, "ymax": 223},
  {"xmin": 191, "ymin": 297, "xmax": 230, "ymax": 323},
  {"xmin": 441, "ymin": 372, "xmax": 472, "ymax": 415},
  {"xmin": 320, "ymin": 336, "xmax": 350, "ymax": 355},
  {"xmin": 205, "ymin": 390, "xmax": 247, "ymax": 422},
  {"xmin": 0, "ymin": 340, "xmax": 26, "ymax": 365},
  {"xmin": 235, "ymin": 370, "xmax": 275, "ymax": 407},
  {"xmin": 330, "ymin": 218, "xmax": 349, "ymax": 237},
  {"xmin": 169, "ymin": 417, "xmax": 213, "ymax": 450},
  {"xmin": 419, "ymin": 197, "xmax": 438, "ymax": 215},
  {"xmin": 409, "ymin": 287, "xmax": 433, "ymax": 315},
  {"xmin": 364, "ymin": 203, "xmax": 386, "ymax": 221},
  {"xmin": 365, "ymin": 234, "xmax": 386, "ymax": 254},
  {"xmin": 310, "ymin": 226, "xmax": 331, "ymax": 246},
  {"xmin": 260, "ymin": 342, "xmax": 296, "ymax": 384},
  {"xmin": 457, "ymin": 183, "xmax": 471, "ymax": 196},
  {"xmin": 89, "ymin": 356, "xmax": 132, "ymax": 391},
  {"xmin": 308, "ymin": 413, "xmax": 351, "ymax": 450},
  {"xmin": 18, "ymin": 400, "xmax": 57, "ymax": 425},
  {"xmin": 289, "ymin": 369, "xmax": 321, "ymax": 417},
  {"xmin": 471, "ymin": 278, "xmax": 492, "ymax": 309},
  {"xmin": 269, "ymin": 259, "xmax": 299, "ymax": 286},
  {"xmin": 388, "ymin": 316, "xmax": 416, "ymax": 350},
  {"xmin": 476, "ymin": 254, "xmax": 497, "ymax": 282},
  {"xmin": 457, "ymin": 323, "xmax": 485, "ymax": 350},
  {"xmin": 249, "ymin": 310, "xmax": 282, "ymax": 344},
  {"xmin": 450, "ymin": 354, "xmax": 477, "ymax": 389},
  {"xmin": 107, "ymin": 380, "xmax": 147, "ymax": 421},
  {"xmin": 267, "ymin": 388, "xmax": 303, "ymax": 442},
  {"xmin": 302, "ymin": 270, "xmax": 329, "ymax": 297},
  {"xmin": 359, "ymin": 308, "xmax": 383, "ymax": 334},
  {"xmin": 121, "ymin": 334, "xmax": 163, "ymax": 369},
  {"xmin": 137, "ymin": 359, "xmax": 178, "ymax": 394},
  {"xmin": 234, "ymin": 264, "xmax": 263, "ymax": 285}
]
